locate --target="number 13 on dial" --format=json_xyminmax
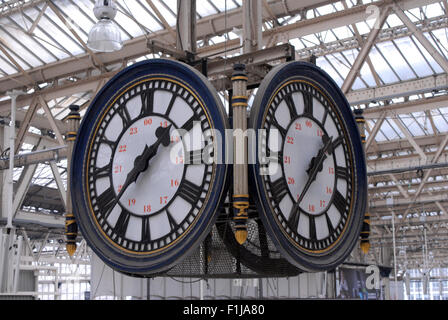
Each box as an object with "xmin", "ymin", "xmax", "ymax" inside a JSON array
[{"xmin": 250, "ymin": 61, "xmax": 367, "ymax": 272}]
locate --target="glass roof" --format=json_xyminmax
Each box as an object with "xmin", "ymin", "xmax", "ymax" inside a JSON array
[{"xmin": 0, "ymin": 0, "xmax": 446, "ymax": 211}]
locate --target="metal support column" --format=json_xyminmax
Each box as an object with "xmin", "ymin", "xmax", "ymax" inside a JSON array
[
  {"xmin": 4, "ymin": 90, "xmax": 24, "ymax": 229},
  {"xmin": 243, "ymin": 0, "xmax": 262, "ymax": 53},
  {"xmin": 231, "ymin": 64, "xmax": 249, "ymax": 245},
  {"xmin": 176, "ymin": 0, "xmax": 196, "ymax": 54},
  {"xmin": 65, "ymin": 105, "xmax": 81, "ymax": 257},
  {"xmin": 354, "ymin": 109, "xmax": 370, "ymax": 254}
]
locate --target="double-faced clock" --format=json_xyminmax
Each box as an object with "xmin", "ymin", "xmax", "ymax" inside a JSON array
[
  {"xmin": 71, "ymin": 59, "xmax": 229, "ymax": 276},
  {"xmin": 249, "ymin": 61, "xmax": 367, "ymax": 272}
]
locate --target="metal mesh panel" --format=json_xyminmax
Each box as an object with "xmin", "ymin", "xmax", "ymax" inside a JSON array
[{"xmin": 164, "ymin": 198, "xmax": 302, "ymax": 279}]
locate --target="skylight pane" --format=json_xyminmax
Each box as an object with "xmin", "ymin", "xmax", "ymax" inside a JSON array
[
  {"xmin": 196, "ymin": 0, "xmax": 218, "ymax": 17},
  {"xmin": 38, "ymin": 11, "xmax": 85, "ymax": 56},
  {"xmin": 376, "ymin": 41, "xmax": 415, "ymax": 80},
  {"xmin": 316, "ymin": 56, "xmax": 343, "ymax": 87},
  {"xmin": 399, "ymin": 115, "xmax": 424, "ymax": 137},
  {"xmin": 368, "ymin": 46, "xmax": 399, "ymax": 83},
  {"xmin": 393, "ymin": 37, "xmax": 433, "ymax": 78},
  {"xmin": 212, "ymin": 0, "xmax": 238, "ymax": 12},
  {"xmin": 412, "ymin": 35, "xmax": 444, "ymax": 73}
]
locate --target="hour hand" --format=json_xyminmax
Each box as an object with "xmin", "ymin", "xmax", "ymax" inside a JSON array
[{"xmin": 298, "ymin": 135, "xmax": 333, "ymax": 205}]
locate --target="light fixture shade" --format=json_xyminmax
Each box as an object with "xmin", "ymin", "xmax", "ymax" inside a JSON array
[{"xmin": 87, "ymin": 19, "xmax": 123, "ymax": 52}]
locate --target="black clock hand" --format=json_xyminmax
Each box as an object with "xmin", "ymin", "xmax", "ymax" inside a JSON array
[
  {"xmin": 103, "ymin": 125, "xmax": 173, "ymax": 217},
  {"xmin": 295, "ymin": 135, "xmax": 334, "ymax": 206}
]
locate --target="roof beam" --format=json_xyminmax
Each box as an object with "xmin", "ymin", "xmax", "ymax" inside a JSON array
[
  {"xmin": 0, "ymin": 0, "xmax": 439, "ymax": 95},
  {"xmin": 362, "ymin": 94, "xmax": 448, "ymax": 119},
  {"xmin": 394, "ymin": 2, "xmax": 448, "ymax": 74},
  {"xmin": 341, "ymin": 3, "xmax": 391, "ymax": 94}
]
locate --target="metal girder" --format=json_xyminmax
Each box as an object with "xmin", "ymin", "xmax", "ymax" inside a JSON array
[
  {"xmin": 369, "ymin": 194, "xmax": 448, "ymax": 209},
  {"xmin": 371, "ymin": 214, "xmax": 448, "ymax": 227},
  {"xmin": 392, "ymin": 117, "xmax": 427, "ymax": 162},
  {"xmin": 49, "ymin": 161, "xmax": 66, "ymax": 208},
  {"xmin": 295, "ymin": 14, "xmax": 448, "ymax": 61},
  {"xmin": 243, "ymin": 0, "xmax": 262, "ymax": 53},
  {"xmin": 348, "ymin": 74, "xmax": 448, "ymax": 106},
  {"xmin": 0, "ymin": 145, "xmax": 67, "ymax": 170},
  {"xmin": 0, "ymin": 0, "xmax": 439, "ymax": 96},
  {"xmin": 394, "ymin": 2, "xmax": 448, "ymax": 74},
  {"xmin": 341, "ymin": 3, "xmax": 392, "ymax": 94},
  {"xmin": 362, "ymin": 94, "xmax": 448, "ymax": 120},
  {"xmin": 0, "ymin": 210, "xmax": 64, "ymax": 230},
  {"xmin": 176, "ymin": 0, "xmax": 197, "ymax": 53},
  {"xmin": 0, "ymin": 71, "xmax": 116, "ymax": 114}
]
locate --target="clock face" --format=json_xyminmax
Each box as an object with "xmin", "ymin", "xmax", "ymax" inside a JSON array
[
  {"xmin": 71, "ymin": 59, "xmax": 229, "ymax": 275},
  {"xmin": 250, "ymin": 61, "xmax": 367, "ymax": 272},
  {"xmin": 262, "ymin": 80, "xmax": 352, "ymax": 252},
  {"xmin": 88, "ymin": 78, "xmax": 213, "ymax": 253}
]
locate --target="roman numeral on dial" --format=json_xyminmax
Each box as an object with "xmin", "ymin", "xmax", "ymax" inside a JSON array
[
  {"xmin": 325, "ymin": 212, "xmax": 335, "ymax": 234},
  {"xmin": 164, "ymin": 94, "xmax": 177, "ymax": 117},
  {"xmin": 99, "ymin": 137, "xmax": 116, "ymax": 148},
  {"xmin": 288, "ymin": 204, "xmax": 301, "ymax": 232},
  {"xmin": 303, "ymin": 90, "xmax": 313, "ymax": 117},
  {"xmin": 185, "ymin": 149, "xmax": 203, "ymax": 164},
  {"xmin": 181, "ymin": 116, "xmax": 198, "ymax": 132},
  {"xmin": 270, "ymin": 178, "xmax": 288, "ymax": 203},
  {"xmin": 270, "ymin": 117, "xmax": 287, "ymax": 138},
  {"xmin": 140, "ymin": 88, "xmax": 154, "ymax": 116},
  {"xmin": 284, "ymin": 94, "xmax": 298, "ymax": 119},
  {"xmin": 166, "ymin": 209, "xmax": 180, "ymax": 233},
  {"xmin": 96, "ymin": 187, "xmax": 116, "ymax": 219},
  {"xmin": 113, "ymin": 210, "xmax": 131, "ymax": 239},
  {"xmin": 117, "ymin": 104, "xmax": 132, "ymax": 128},
  {"xmin": 142, "ymin": 216, "xmax": 151, "ymax": 243},
  {"xmin": 177, "ymin": 179, "xmax": 202, "ymax": 204},
  {"xmin": 336, "ymin": 166, "xmax": 348, "ymax": 181},
  {"xmin": 309, "ymin": 215, "xmax": 317, "ymax": 241},
  {"xmin": 93, "ymin": 164, "xmax": 112, "ymax": 180},
  {"xmin": 333, "ymin": 190, "xmax": 347, "ymax": 214}
]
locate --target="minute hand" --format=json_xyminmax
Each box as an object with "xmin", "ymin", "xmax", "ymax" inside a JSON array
[{"xmin": 296, "ymin": 135, "xmax": 334, "ymax": 206}]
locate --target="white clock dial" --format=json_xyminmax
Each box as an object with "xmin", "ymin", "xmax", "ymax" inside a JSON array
[
  {"xmin": 262, "ymin": 80, "xmax": 353, "ymax": 252},
  {"xmin": 87, "ymin": 78, "xmax": 214, "ymax": 253}
]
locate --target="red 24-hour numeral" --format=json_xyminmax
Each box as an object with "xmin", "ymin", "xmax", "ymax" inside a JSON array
[
  {"xmin": 144, "ymin": 118, "xmax": 153, "ymax": 126},
  {"xmin": 287, "ymin": 136, "xmax": 294, "ymax": 145},
  {"xmin": 128, "ymin": 199, "xmax": 136, "ymax": 206},
  {"xmin": 130, "ymin": 127, "xmax": 138, "ymax": 135},
  {"xmin": 114, "ymin": 165, "xmax": 122, "ymax": 174},
  {"xmin": 288, "ymin": 177, "xmax": 295, "ymax": 185},
  {"xmin": 118, "ymin": 145, "xmax": 127, "ymax": 153},
  {"xmin": 160, "ymin": 196, "xmax": 168, "ymax": 205},
  {"xmin": 317, "ymin": 129, "xmax": 324, "ymax": 137},
  {"xmin": 295, "ymin": 123, "xmax": 302, "ymax": 131},
  {"xmin": 171, "ymin": 179, "xmax": 179, "ymax": 187},
  {"xmin": 308, "ymin": 204, "xmax": 315, "ymax": 212},
  {"xmin": 143, "ymin": 204, "xmax": 152, "ymax": 213},
  {"xmin": 306, "ymin": 120, "xmax": 312, "ymax": 128},
  {"xmin": 284, "ymin": 156, "xmax": 291, "ymax": 164}
]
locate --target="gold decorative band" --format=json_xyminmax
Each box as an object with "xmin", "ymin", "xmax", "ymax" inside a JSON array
[
  {"xmin": 231, "ymin": 76, "xmax": 248, "ymax": 82},
  {"xmin": 233, "ymin": 194, "xmax": 249, "ymax": 198},
  {"xmin": 232, "ymin": 103, "xmax": 248, "ymax": 108},
  {"xmin": 66, "ymin": 115, "xmax": 81, "ymax": 120}
]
